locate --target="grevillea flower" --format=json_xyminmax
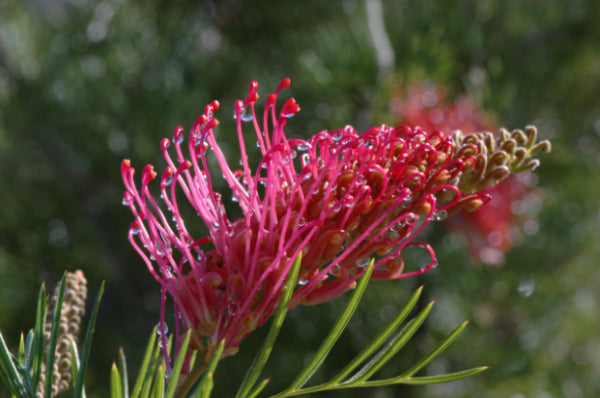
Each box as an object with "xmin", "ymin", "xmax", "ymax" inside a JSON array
[
  {"xmin": 121, "ymin": 79, "xmax": 550, "ymax": 363},
  {"xmin": 392, "ymin": 82, "xmax": 543, "ymax": 264}
]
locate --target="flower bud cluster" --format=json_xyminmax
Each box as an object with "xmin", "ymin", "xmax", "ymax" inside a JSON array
[{"xmin": 38, "ymin": 270, "xmax": 87, "ymax": 397}]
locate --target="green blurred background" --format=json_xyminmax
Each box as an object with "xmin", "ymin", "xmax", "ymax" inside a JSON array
[{"xmin": 1, "ymin": 0, "xmax": 599, "ymax": 397}]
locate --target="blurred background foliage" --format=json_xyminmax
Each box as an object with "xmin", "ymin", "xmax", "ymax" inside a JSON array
[{"xmin": 0, "ymin": 0, "xmax": 599, "ymax": 397}]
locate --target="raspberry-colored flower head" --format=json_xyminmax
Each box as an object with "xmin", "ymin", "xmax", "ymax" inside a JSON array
[
  {"xmin": 392, "ymin": 82, "xmax": 543, "ymax": 264},
  {"xmin": 122, "ymin": 79, "xmax": 549, "ymax": 363}
]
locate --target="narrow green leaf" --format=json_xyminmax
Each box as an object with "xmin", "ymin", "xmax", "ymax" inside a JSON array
[
  {"xmin": 165, "ymin": 331, "xmax": 192, "ymax": 398},
  {"xmin": 22, "ymin": 331, "xmax": 34, "ymax": 373},
  {"xmin": 70, "ymin": 340, "xmax": 87, "ymax": 398},
  {"xmin": 131, "ymin": 326, "xmax": 159, "ymax": 398},
  {"xmin": 73, "ymin": 280, "xmax": 105, "ymax": 398},
  {"xmin": 44, "ymin": 274, "xmax": 67, "ymax": 398},
  {"xmin": 348, "ymin": 301, "xmax": 434, "ymax": 383},
  {"xmin": 111, "ymin": 362, "xmax": 123, "ymax": 398},
  {"xmin": 245, "ymin": 378, "xmax": 270, "ymax": 398},
  {"xmin": 31, "ymin": 284, "xmax": 47, "ymax": 394},
  {"xmin": 18, "ymin": 333, "xmax": 25, "ymax": 365},
  {"xmin": 330, "ymin": 286, "xmax": 424, "ymax": 384},
  {"xmin": 188, "ymin": 350, "xmax": 198, "ymax": 370},
  {"xmin": 0, "ymin": 331, "xmax": 27, "ymax": 397},
  {"xmin": 119, "ymin": 348, "xmax": 130, "ymax": 398},
  {"xmin": 396, "ymin": 321, "xmax": 469, "ymax": 379},
  {"xmin": 283, "ymin": 259, "xmax": 375, "ymax": 393},
  {"xmin": 401, "ymin": 366, "xmax": 489, "ymax": 385},
  {"xmin": 236, "ymin": 253, "xmax": 303, "ymax": 398},
  {"xmin": 139, "ymin": 338, "xmax": 162, "ymax": 398},
  {"xmin": 151, "ymin": 364, "xmax": 165, "ymax": 398},
  {"xmin": 196, "ymin": 340, "xmax": 225, "ymax": 398}
]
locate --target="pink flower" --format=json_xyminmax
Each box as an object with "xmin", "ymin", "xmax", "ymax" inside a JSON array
[
  {"xmin": 122, "ymin": 79, "xmax": 548, "ymax": 361},
  {"xmin": 392, "ymin": 82, "xmax": 541, "ymax": 265}
]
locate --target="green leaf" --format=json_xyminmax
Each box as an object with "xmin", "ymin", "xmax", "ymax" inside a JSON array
[
  {"xmin": 402, "ymin": 366, "xmax": 489, "ymax": 385},
  {"xmin": 282, "ymin": 259, "xmax": 375, "ymax": 393},
  {"xmin": 0, "ymin": 331, "xmax": 27, "ymax": 397},
  {"xmin": 151, "ymin": 363, "xmax": 165, "ymax": 398},
  {"xmin": 194, "ymin": 340, "xmax": 225, "ymax": 398},
  {"xmin": 395, "ymin": 320, "xmax": 469, "ymax": 379},
  {"xmin": 165, "ymin": 331, "xmax": 191, "ymax": 398},
  {"xmin": 70, "ymin": 339, "xmax": 85, "ymax": 398},
  {"xmin": 348, "ymin": 301, "xmax": 434, "ymax": 383},
  {"xmin": 245, "ymin": 378, "xmax": 270, "ymax": 398},
  {"xmin": 44, "ymin": 274, "xmax": 67, "ymax": 398},
  {"xmin": 17, "ymin": 334, "xmax": 24, "ymax": 365},
  {"xmin": 329, "ymin": 285, "xmax": 424, "ymax": 384},
  {"xmin": 139, "ymin": 337, "xmax": 162, "ymax": 398},
  {"xmin": 131, "ymin": 325, "xmax": 159, "ymax": 398},
  {"xmin": 118, "ymin": 348, "xmax": 130, "ymax": 398},
  {"xmin": 236, "ymin": 253, "xmax": 303, "ymax": 398},
  {"xmin": 111, "ymin": 362, "xmax": 123, "ymax": 398},
  {"xmin": 30, "ymin": 284, "xmax": 47, "ymax": 394},
  {"xmin": 73, "ymin": 280, "xmax": 105, "ymax": 398}
]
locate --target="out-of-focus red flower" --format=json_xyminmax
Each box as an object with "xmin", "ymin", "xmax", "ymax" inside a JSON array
[
  {"xmin": 391, "ymin": 82, "xmax": 541, "ymax": 265},
  {"xmin": 122, "ymin": 79, "xmax": 549, "ymax": 366}
]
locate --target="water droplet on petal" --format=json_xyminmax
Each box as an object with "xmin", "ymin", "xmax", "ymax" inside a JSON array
[
  {"xmin": 297, "ymin": 278, "xmax": 308, "ymax": 286},
  {"xmin": 235, "ymin": 104, "xmax": 254, "ymax": 122},
  {"xmin": 331, "ymin": 130, "xmax": 343, "ymax": 141},
  {"xmin": 433, "ymin": 209, "xmax": 447, "ymax": 221},
  {"xmin": 227, "ymin": 301, "xmax": 240, "ymax": 316},
  {"xmin": 156, "ymin": 322, "xmax": 169, "ymax": 335},
  {"xmin": 302, "ymin": 153, "xmax": 311, "ymax": 165},
  {"xmin": 284, "ymin": 112, "xmax": 295, "ymax": 119},
  {"xmin": 164, "ymin": 174, "xmax": 173, "ymax": 186},
  {"xmin": 173, "ymin": 132, "xmax": 184, "ymax": 145}
]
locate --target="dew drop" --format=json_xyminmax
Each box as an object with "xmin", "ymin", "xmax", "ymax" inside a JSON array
[
  {"xmin": 297, "ymin": 143, "xmax": 311, "ymax": 151},
  {"xmin": 344, "ymin": 195, "xmax": 355, "ymax": 207},
  {"xmin": 164, "ymin": 174, "xmax": 173, "ymax": 186},
  {"xmin": 433, "ymin": 209, "xmax": 448, "ymax": 221},
  {"xmin": 357, "ymin": 259, "xmax": 369, "ymax": 268},
  {"xmin": 297, "ymin": 278, "xmax": 308, "ymax": 286},
  {"xmin": 284, "ymin": 112, "xmax": 295, "ymax": 119},
  {"xmin": 227, "ymin": 301, "xmax": 240, "ymax": 316},
  {"xmin": 302, "ymin": 153, "xmax": 311, "ymax": 165},
  {"xmin": 331, "ymin": 130, "xmax": 343, "ymax": 141},
  {"xmin": 173, "ymin": 132, "xmax": 184, "ymax": 145},
  {"xmin": 131, "ymin": 226, "xmax": 141, "ymax": 235},
  {"xmin": 156, "ymin": 322, "xmax": 169, "ymax": 336},
  {"xmin": 122, "ymin": 197, "xmax": 129, "ymax": 206},
  {"xmin": 235, "ymin": 104, "xmax": 254, "ymax": 122},
  {"xmin": 298, "ymin": 217, "xmax": 306, "ymax": 226}
]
